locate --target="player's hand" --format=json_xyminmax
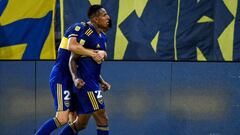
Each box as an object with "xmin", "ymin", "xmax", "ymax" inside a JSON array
[
  {"xmin": 73, "ymin": 78, "xmax": 85, "ymax": 89},
  {"xmin": 92, "ymin": 50, "xmax": 107, "ymax": 64},
  {"xmin": 100, "ymin": 81, "xmax": 111, "ymax": 92}
]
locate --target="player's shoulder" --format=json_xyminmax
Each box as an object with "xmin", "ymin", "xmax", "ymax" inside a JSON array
[
  {"xmin": 68, "ymin": 22, "xmax": 87, "ymax": 32},
  {"xmin": 83, "ymin": 23, "xmax": 96, "ymax": 37},
  {"xmin": 64, "ymin": 22, "xmax": 89, "ymax": 38}
]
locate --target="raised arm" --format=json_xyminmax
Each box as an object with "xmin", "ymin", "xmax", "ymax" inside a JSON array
[{"xmin": 69, "ymin": 52, "xmax": 85, "ymax": 89}]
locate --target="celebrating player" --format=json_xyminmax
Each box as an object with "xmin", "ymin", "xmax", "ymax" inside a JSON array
[
  {"xmin": 34, "ymin": 6, "xmax": 106, "ymax": 135},
  {"xmin": 59, "ymin": 4, "xmax": 111, "ymax": 135}
]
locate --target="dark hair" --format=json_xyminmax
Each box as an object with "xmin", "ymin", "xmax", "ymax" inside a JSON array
[{"xmin": 87, "ymin": 5, "xmax": 103, "ymax": 19}]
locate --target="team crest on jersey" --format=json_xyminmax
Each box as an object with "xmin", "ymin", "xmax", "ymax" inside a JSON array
[
  {"xmin": 75, "ymin": 26, "xmax": 81, "ymax": 31},
  {"xmin": 97, "ymin": 97, "xmax": 104, "ymax": 104},
  {"xmin": 64, "ymin": 101, "xmax": 70, "ymax": 107},
  {"xmin": 96, "ymin": 44, "xmax": 100, "ymax": 48}
]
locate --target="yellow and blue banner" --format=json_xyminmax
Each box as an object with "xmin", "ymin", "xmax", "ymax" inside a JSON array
[
  {"xmin": 0, "ymin": 0, "xmax": 56, "ymax": 60},
  {"xmin": 62, "ymin": 0, "xmax": 240, "ymax": 61}
]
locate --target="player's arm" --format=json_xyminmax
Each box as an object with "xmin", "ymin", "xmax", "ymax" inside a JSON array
[
  {"xmin": 99, "ymin": 75, "xmax": 111, "ymax": 91},
  {"xmin": 68, "ymin": 37, "xmax": 102, "ymax": 62},
  {"xmin": 69, "ymin": 52, "xmax": 85, "ymax": 89}
]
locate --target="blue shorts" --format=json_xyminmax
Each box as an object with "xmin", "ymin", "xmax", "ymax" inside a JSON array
[
  {"xmin": 50, "ymin": 72, "xmax": 76, "ymax": 112},
  {"xmin": 74, "ymin": 87, "xmax": 105, "ymax": 114}
]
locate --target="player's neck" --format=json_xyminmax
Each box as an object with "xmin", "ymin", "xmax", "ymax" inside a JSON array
[{"xmin": 88, "ymin": 21, "xmax": 102, "ymax": 34}]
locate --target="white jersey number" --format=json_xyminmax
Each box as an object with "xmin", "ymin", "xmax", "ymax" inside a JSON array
[
  {"xmin": 95, "ymin": 90, "xmax": 103, "ymax": 99},
  {"xmin": 64, "ymin": 90, "xmax": 71, "ymax": 100}
]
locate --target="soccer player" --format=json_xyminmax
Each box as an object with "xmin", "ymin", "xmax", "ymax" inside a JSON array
[
  {"xmin": 34, "ymin": 9, "xmax": 105, "ymax": 135},
  {"xmin": 58, "ymin": 5, "xmax": 111, "ymax": 135}
]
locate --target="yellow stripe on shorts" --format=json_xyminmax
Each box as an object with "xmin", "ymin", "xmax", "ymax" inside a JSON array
[
  {"xmin": 87, "ymin": 91, "xmax": 99, "ymax": 110},
  {"xmin": 57, "ymin": 83, "xmax": 63, "ymax": 111}
]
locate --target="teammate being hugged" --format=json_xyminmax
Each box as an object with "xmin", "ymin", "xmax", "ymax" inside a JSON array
[
  {"xmin": 59, "ymin": 4, "xmax": 111, "ymax": 135},
  {"xmin": 34, "ymin": 5, "xmax": 107, "ymax": 135}
]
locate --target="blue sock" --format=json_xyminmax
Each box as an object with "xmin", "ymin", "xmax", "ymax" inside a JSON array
[
  {"xmin": 35, "ymin": 117, "xmax": 61, "ymax": 135},
  {"xmin": 97, "ymin": 125, "xmax": 109, "ymax": 135},
  {"xmin": 59, "ymin": 123, "xmax": 78, "ymax": 135}
]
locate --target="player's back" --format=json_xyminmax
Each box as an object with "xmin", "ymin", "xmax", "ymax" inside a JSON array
[{"xmin": 50, "ymin": 22, "xmax": 87, "ymax": 80}]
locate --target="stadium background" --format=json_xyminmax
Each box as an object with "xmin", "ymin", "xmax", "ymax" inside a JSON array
[{"xmin": 0, "ymin": 0, "xmax": 240, "ymax": 135}]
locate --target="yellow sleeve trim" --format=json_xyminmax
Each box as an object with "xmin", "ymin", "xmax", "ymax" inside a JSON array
[{"xmin": 59, "ymin": 37, "xmax": 69, "ymax": 50}]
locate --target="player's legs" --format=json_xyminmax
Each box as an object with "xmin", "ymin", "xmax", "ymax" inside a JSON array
[
  {"xmin": 55, "ymin": 109, "xmax": 70, "ymax": 125},
  {"xmin": 93, "ymin": 109, "xmax": 109, "ymax": 135},
  {"xmin": 54, "ymin": 86, "xmax": 79, "ymax": 126},
  {"xmin": 59, "ymin": 114, "xmax": 91, "ymax": 135},
  {"xmin": 35, "ymin": 81, "xmax": 73, "ymax": 135},
  {"xmin": 34, "ymin": 116, "xmax": 62, "ymax": 135},
  {"xmin": 75, "ymin": 114, "xmax": 91, "ymax": 131},
  {"xmin": 68, "ymin": 92, "xmax": 78, "ymax": 123},
  {"xmin": 59, "ymin": 88, "xmax": 109, "ymax": 134},
  {"xmin": 58, "ymin": 92, "xmax": 91, "ymax": 135}
]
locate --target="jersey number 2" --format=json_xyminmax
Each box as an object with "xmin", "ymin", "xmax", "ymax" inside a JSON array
[
  {"xmin": 64, "ymin": 90, "xmax": 70, "ymax": 100},
  {"xmin": 95, "ymin": 90, "xmax": 103, "ymax": 99}
]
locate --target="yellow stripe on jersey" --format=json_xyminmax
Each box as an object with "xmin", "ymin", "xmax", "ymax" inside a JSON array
[
  {"xmin": 85, "ymin": 28, "xmax": 93, "ymax": 36},
  {"xmin": 59, "ymin": 37, "xmax": 69, "ymax": 50},
  {"xmin": 87, "ymin": 30, "xmax": 93, "ymax": 36},
  {"xmin": 57, "ymin": 83, "xmax": 63, "ymax": 111},
  {"xmin": 85, "ymin": 28, "xmax": 91, "ymax": 34},
  {"xmin": 87, "ymin": 92, "xmax": 99, "ymax": 110},
  {"xmin": 85, "ymin": 30, "xmax": 91, "ymax": 36}
]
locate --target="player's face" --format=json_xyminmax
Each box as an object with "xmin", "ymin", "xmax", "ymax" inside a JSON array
[{"xmin": 96, "ymin": 8, "xmax": 110, "ymax": 31}]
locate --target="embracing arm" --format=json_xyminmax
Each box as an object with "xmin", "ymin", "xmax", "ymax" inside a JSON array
[{"xmin": 68, "ymin": 37, "xmax": 96, "ymax": 57}]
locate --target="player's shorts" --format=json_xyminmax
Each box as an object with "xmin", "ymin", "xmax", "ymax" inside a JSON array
[
  {"xmin": 50, "ymin": 76, "xmax": 75, "ymax": 112},
  {"xmin": 74, "ymin": 87, "xmax": 105, "ymax": 114}
]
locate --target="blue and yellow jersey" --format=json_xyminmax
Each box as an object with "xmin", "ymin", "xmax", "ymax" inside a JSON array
[
  {"xmin": 75, "ymin": 24, "xmax": 107, "ymax": 91},
  {"xmin": 53, "ymin": 22, "xmax": 87, "ymax": 71},
  {"xmin": 49, "ymin": 22, "xmax": 89, "ymax": 111}
]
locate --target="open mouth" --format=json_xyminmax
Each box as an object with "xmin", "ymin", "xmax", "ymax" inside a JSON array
[{"xmin": 107, "ymin": 19, "xmax": 112, "ymax": 28}]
